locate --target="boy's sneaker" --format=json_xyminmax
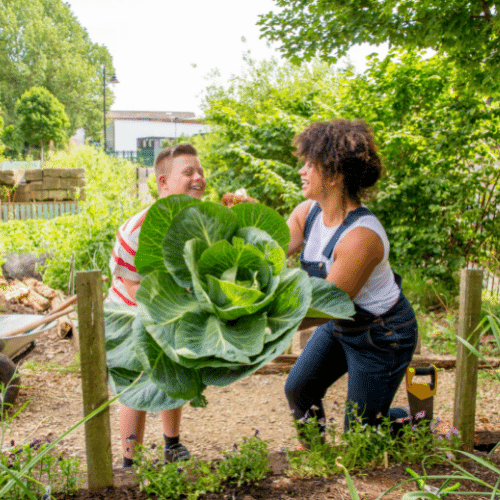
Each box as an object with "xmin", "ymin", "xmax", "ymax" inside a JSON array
[{"xmin": 164, "ymin": 442, "xmax": 191, "ymax": 463}]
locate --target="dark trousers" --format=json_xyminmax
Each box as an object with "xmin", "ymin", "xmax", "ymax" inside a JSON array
[{"xmin": 285, "ymin": 294, "xmax": 417, "ymax": 430}]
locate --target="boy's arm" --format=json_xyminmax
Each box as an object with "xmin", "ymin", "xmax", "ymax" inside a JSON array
[{"xmin": 122, "ymin": 277, "xmax": 140, "ymax": 302}]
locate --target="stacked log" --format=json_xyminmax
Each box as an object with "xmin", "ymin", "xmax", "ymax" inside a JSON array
[{"xmin": 0, "ymin": 278, "xmax": 77, "ymax": 340}]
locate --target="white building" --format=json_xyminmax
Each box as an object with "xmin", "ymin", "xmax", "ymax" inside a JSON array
[{"xmin": 106, "ymin": 111, "xmax": 209, "ymax": 151}]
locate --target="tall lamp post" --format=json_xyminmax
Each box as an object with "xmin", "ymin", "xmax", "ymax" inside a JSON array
[{"xmin": 103, "ymin": 65, "xmax": 119, "ymax": 151}]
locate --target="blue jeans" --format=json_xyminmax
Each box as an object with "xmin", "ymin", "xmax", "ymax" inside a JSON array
[{"xmin": 285, "ymin": 293, "xmax": 417, "ymax": 430}]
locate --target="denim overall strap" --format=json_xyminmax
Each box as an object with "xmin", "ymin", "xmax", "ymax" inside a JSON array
[
  {"xmin": 303, "ymin": 202, "xmax": 322, "ymax": 240},
  {"xmin": 300, "ymin": 203, "xmax": 327, "ymax": 278},
  {"xmin": 322, "ymin": 207, "xmax": 373, "ymax": 259}
]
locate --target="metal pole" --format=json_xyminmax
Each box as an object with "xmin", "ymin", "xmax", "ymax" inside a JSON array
[{"xmin": 103, "ymin": 65, "xmax": 106, "ymax": 151}]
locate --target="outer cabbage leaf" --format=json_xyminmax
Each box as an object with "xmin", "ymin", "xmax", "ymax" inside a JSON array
[
  {"xmin": 307, "ymin": 277, "xmax": 355, "ymax": 320},
  {"xmin": 108, "ymin": 368, "xmax": 187, "ymax": 411},
  {"xmin": 136, "ymin": 195, "xmax": 200, "ymax": 274},
  {"xmin": 163, "ymin": 202, "xmax": 239, "ymax": 287},
  {"xmin": 136, "ymin": 269, "xmax": 201, "ymax": 361},
  {"xmin": 173, "ymin": 311, "xmax": 267, "ymax": 365},
  {"xmin": 231, "ymin": 202, "xmax": 290, "ymax": 253},
  {"xmin": 104, "ymin": 303, "xmax": 143, "ymax": 372},
  {"xmin": 133, "ymin": 323, "xmax": 205, "ymax": 400},
  {"xmin": 265, "ymin": 268, "xmax": 313, "ymax": 342}
]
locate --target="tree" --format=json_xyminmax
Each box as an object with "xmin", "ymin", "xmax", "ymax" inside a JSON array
[
  {"xmin": 199, "ymin": 52, "xmax": 500, "ymax": 286},
  {"xmin": 196, "ymin": 57, "xmax": 354, "ymax": 214},
  {"xmin": 258, "ymin": 0, "xmax": 500, "ymax": 92},
  {"xmin": 0, "ymin": 105, "xmax": 5, "ymax": 158},
  {"xmin": 343, "ymin": 50, "xmax": 500, "ymax": 284},
  {"xmin": 0, "ymin": 0, "xmax": 115, "ymax": 140},
  {"xmin": 15, "ymin": 86, "xmax": 70, "ymax": 162}
]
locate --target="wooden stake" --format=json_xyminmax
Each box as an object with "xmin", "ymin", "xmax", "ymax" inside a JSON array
[
  {"xmin": 76, "ymin": 270, "xmax": 113, "ymax": 488},
  {"xmin": 453, "ymin": 268, "xmax": 483, "ymax": 452}
]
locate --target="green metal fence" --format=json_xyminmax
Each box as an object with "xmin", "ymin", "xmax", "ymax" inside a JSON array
[{"xmin": 0, "ymin": 201, "xmax": 80, "ymax": 222}]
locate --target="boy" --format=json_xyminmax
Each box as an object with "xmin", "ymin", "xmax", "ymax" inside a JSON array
[{"xmin": 107, "ymin": 143, "xmax": 206, "ymax": 467}]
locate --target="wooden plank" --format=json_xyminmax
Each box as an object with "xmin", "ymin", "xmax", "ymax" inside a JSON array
[
  {"xmin": 453, "ymin": 268, "xmax": 483, "ymax": 452},
  {"xmin": 76, "ymin": 270, "xmax": 113, "ymax": 489}
]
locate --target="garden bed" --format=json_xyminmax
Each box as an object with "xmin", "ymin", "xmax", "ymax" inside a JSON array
[{"xmin": 2, "ymin": 299, "xmax": 500, "ymax": 499}]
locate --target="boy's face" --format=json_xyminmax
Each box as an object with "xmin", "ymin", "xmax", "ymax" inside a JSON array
[{"xmin": 158, "ymin": 154, "xmax": 206, "ymax": 199}]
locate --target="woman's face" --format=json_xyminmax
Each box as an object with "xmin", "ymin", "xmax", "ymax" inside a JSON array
[{"xmin": 298, "ymin": 160, "xmax": 325, "ymax": 200}]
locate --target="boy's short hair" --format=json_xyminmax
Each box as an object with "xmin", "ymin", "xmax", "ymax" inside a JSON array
[{"xmin": 154, "ymin": 143, "xmax": 198, "ymax": 178}]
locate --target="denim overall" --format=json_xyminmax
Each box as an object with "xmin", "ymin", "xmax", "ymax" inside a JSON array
[{"xmin": 285, "ymin": 205, "xmax": 417, "ymax": 429}]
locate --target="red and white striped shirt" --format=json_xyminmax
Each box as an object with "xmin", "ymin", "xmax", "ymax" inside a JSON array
[{"xmin": 106, "ymin": 207, "xmax": 149, "ymax": 306}]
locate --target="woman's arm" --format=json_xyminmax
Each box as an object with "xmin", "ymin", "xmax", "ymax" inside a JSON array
[
  {"xmin": 286, "ymin": 200, "xmax": 313, "ymax": 257},
  {"xmin": 327, "ymin": 227, "xmax": 384, "ymax": 299}
]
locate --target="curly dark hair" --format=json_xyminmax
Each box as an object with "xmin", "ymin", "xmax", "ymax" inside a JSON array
[{"xmin": 293, "ymin": 119, "xmax": 382, "ymax": 203}]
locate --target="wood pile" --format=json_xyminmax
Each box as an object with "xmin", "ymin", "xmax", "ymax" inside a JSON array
[{"xmin": 0, "ymin": 277, "xmax": 77, "ymax": 339}]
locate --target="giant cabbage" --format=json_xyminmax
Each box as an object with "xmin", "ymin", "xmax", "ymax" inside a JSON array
[{"xmin": 104, "ymin": 195, "xmax": 354, "ymax": 409}]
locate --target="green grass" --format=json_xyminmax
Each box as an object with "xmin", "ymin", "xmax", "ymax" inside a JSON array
[{"xmin": 23, "ymin": 354, "xmax": 80, "ymax": 375}]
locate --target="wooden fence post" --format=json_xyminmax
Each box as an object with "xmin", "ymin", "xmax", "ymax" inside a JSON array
[
  {"xmin": 76, "ymin": 270, "xmax": 114, "ymax": 488},
  {"xmin": 453, "ymin": 268, "xmax": 483, "ymax": 452}
]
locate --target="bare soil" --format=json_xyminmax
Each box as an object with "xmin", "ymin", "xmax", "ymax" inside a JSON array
[{"xmin": 2, "ymin": 299, "xmax": 500, "ymax": 499}]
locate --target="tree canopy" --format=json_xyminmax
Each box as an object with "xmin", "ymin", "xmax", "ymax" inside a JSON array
[
  {"xmin": 0, "ymin": 0, "xmax": 115, "ymax": 141},
  {"xmin": 196, "ymin": 58, "xmax": 354, "ymax": 214},
  {"xmin": 198, "ymin": 52, "xmax": 500, "ymax": 286},
  {"xmin": 258, "ymin": 0, "xmax": 500, "ymax": 91},
  {"xmin": 16, "ymin": 86, "xmax": 70, "ymax": 159}
]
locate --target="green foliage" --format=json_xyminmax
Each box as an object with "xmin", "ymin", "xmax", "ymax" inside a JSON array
[
  {"xmin": 15, "ymin": 87, "xmax": 70, "ymax": 157},
  {"xmin": 0, "ymin": 105, "xmax": 5, "ymax": 159},
  {"xmin": 347, "ymin": 50, "xmax": 500, "ymax": 285},
  {"xmin": 0, "ymin": 146, "xmax": 144, "ymax": 291},
  {"xmin": 258, "ymin": 0, "xmax": 500, "ymax": 93},
  {"xmin": 104, "ymin": 195, "xmax": 354, "ymax": 409},
  {"xmin": 161, "ymin": 134, "xmax": 194, "ymax": 149},
  {"xmin": 146, "ymin": 171, "xmax": 159, "ymax": 200},
  {"xmin": 0, "ymin": 376, "xmax": 83, "ymax": 499},
  {"xmin": 286, "ymin": 412, "xmax": 462, "ymax": 479},
  {"xmin": 0, "ymin": 0, "xmax": 115, "ymax": 140},
  {"xmin": 197, "ymin": 58, "xmax": 353, "ymax": 215},
  {"xmin": 135, "ymin": 434, "xmax": 270, "ymax": 499},
  {"xmin": 0, "ymin": 439, "xmax": 82, "ymax": 499},
  {"xmin": 199, "ymin": 51, "xmax": 500, "ymax": 286}
]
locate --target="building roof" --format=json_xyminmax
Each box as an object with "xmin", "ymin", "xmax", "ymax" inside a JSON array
[{"xmin": 108, "ymin": 110, "xmax": 199, "ymax": 122}]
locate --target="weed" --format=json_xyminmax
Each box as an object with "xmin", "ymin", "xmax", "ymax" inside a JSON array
[
  {"xmin": 134, "ymin": 432, "xmax": 270, "ymax": 499},
  {"xmin": 285, "ymin": 409, "xmax": 462, "ymax": 479},
  {"xmin": 22, "ymin": 355, "xmax": 80, "ymax": 375}
]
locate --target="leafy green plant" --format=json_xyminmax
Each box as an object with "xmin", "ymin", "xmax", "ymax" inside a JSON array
[
  {"xmin": 104, "ymin": 195, "xmax": 354, "ymax": 409},
  {"xmin": 135, "ymin": 434, "xmax": 270, "ymax": 499},
  {"xmin": 0, "ymin": 374, "xmax": 83, "ymax": 499},
  {"xmin": 0, "ymin": 146, "xmax": 143, "ymax": 292},
  {"xmin": 379, "ymin": 451, "xmax": 500, "ymax": 499},
  {"xmin": 0, "ymin": 367, "xmax": 140, "ymax": 499},
  {"xmin": 286, "ymin": 410, "xmax": 462, "ymax": 479},
  {"xmin": 146, "ymin": 172, "xmax": 158, "ymax": 200}
]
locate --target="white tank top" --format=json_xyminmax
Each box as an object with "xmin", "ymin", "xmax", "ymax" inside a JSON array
[{"xmin": 302, "ymin": 203, "xmax": 400, "ymax": 315}]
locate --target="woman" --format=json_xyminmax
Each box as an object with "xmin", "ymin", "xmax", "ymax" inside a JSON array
[{"xmin": 285, "ymin": 119, "xmax": 417, "ymax": 434}]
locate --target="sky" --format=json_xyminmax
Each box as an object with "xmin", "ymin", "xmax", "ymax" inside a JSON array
[{"xmin": 66, "ymin": 0, "xmax": 383, "ymax": 118}]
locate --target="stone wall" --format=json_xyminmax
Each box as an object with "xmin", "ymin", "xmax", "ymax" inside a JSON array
[{"xmin": 0, "ymin": 168, "xmax": 86, "ymax": 202}]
